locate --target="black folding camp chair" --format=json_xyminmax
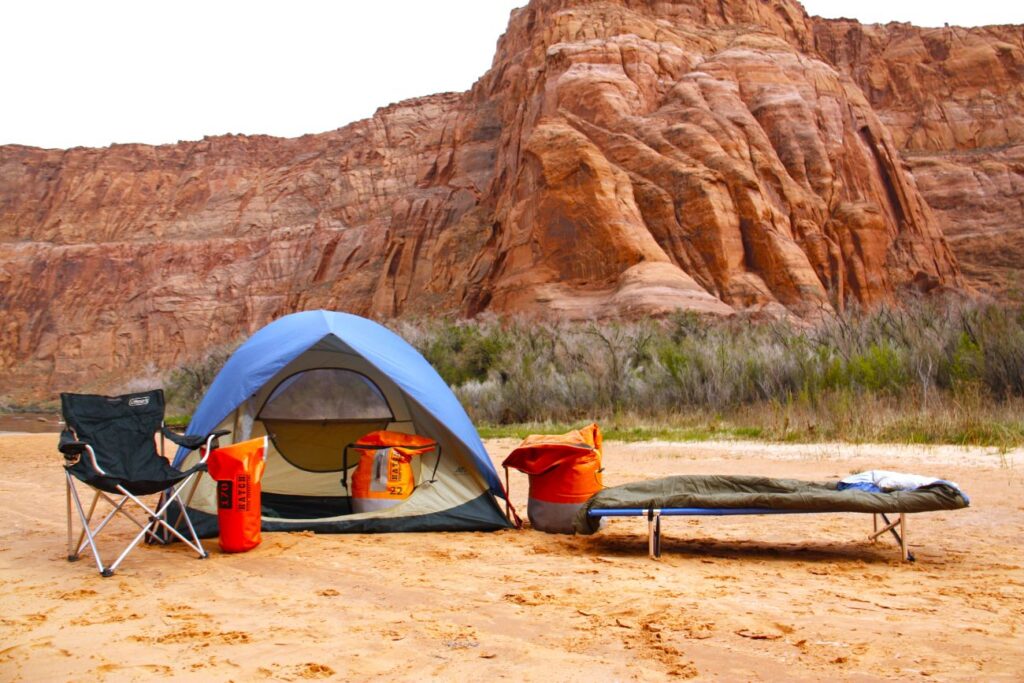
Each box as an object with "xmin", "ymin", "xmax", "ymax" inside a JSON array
[{"xmin": 59, "ymin": 390, "xmax": 228, "ymax": 576}]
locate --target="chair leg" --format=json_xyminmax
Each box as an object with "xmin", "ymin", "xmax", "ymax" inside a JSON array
[
  {"xmin": 74, "ymin": 487, "xmax": 103, "ymax": 560},
  {"xmin": 157, "ymin": 476, "xmax": 209, "ymax": 558},
  {"xmin": 75, "ymin": 494, "xmax": 132, "ymax": 558},
  {"xmin": 100, "ymin": 491, "xmax": 160, "ymax": 541},
  {"xmin": 106, "ymin": 489, "xmax": 187, "ymax": 575},
  {"xmin": 106, "ymin": 480, "xmax": 207, "ymax": 576},
  {"xmin": 67, "ymin": 475, "xmax": 99, "ymax": 561},
  {"xmin": 65, "ymin": 474, "xmax": 210, "ymax": 576},
  {"xmin": 66, "ymin": 476, "xmax": 73, "ymax": 561},
  {"xmin": 174, "ymin": 475, "xmax": 208, "ymax": 558},
  {"xmin": 107, "ymin": 513, "xmax": 162, "ymax": 575},
  {"xmin": 66, "ymin": 474, "xmax": 110, "ymax": 575},
  {"xmin": 78, "ymin": 492, "xmax": 163, "ymax": 554},
  {"xmin": 174, "ymin": 474, "xmax": 204, "ymax": 540}
]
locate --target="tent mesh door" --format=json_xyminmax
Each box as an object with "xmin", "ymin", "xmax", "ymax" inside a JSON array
[{"xmin": 259, "ymin": 369, "xmax": 393, "ymax": 473}]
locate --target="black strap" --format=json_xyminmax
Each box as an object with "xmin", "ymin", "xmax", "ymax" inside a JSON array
[
  {"xmin": 428, "ymin": 444, "xmax": 442, "ymax": 483},
  {"xmin": 342, "ymin": 445, "xmax": 350, "ymax": 489}
]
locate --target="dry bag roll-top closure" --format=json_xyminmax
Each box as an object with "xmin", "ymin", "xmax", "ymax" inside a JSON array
[
  {"xmin": 345, "ymin": 431, "xmax": 439, "ymax": 513},
  {"xmin": 502, "ymin": 424, "xmax": 603, "ymax": 534}
]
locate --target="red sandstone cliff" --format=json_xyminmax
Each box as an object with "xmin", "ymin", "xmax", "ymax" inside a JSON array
[
  {"xmin": 2, "ymin": 0, "xmax": 1017, "ymax": 402},
  {"xmin": 812, "ymin": 19, "xmax": 1024, "ymax": 299}
]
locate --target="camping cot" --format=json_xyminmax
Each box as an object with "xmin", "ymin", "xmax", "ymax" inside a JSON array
[{"xmin": 574, "ymin": 475, "xmax": 970, "ymax": 561}]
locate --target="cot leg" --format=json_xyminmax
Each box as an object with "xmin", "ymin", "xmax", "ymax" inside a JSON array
[
  {"xmin": 872, "ymin": 512, "xmax": 915, "ymax": 562},
  {"xmin": 900, "ymin": 513, "xmax": 908, "ymax": 562},
  {"xmin": 647, "ymin": 509, "xmax": 663, "ymax": 559},
  {"xmin": 647, "ymin": 510, "xmax": 662, "ymax": 559},
  {"xmin": 872, "ymin": 513, "xmax": 878, "ymax": 542},
  {"xmin": 648, "ymin": 512, "xmax": 655, "ymax": 559}
]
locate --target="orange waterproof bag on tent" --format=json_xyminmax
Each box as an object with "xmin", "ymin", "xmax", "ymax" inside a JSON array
[
  {"xmin": 502, "ymin": 423, "xmax": 603, "ymax": 534},
  {"xmin": 205, "ymin": 437, "xmax": 267, "ymax": 553},
  {"xmin": 345, "ymin": 431, "xmax": 438, "ymax": 513}
]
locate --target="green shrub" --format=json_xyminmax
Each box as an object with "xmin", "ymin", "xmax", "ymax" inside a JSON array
[
  {"xmin": 165, "ymin": 344, "xmax": 236, "ymax": 412},
  {"xmin": 156, "ymin": 299, "xmax": 1024, "ymax": 446},
  {"xmin": 436, "ymin": 300, "xmax": 1023, "ymax": 430}
]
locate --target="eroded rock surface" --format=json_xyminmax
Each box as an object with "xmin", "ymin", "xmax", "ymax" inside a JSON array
[
  {"xmin": 3, "ymin": 0, "xmax": 1014, "ymax": 401},
  {"xmin": 813, "ymin": 19, "xmax": 1024, "ymax": 299}
]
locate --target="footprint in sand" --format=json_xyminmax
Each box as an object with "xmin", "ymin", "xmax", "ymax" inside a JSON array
[
  {"xmin": 2, "ymin": 610, "xmax": 52, "ymax": 629},
  {"xmin": 259, "ymin": 662, "xmax": 335, "ymax": 681},
  {"xmin": 132, "ymin": 626, "xmax": 251, "ymax": 645},
  {"xmin": 52, "ymin": 588, "xmax": 97, "ymax": 600},
  {"xmin": 96, "ymin": 663, "xmax": 173, "ymax": 676},
  {"xmin": 681, "ymin": 621, "xmax": 716, "ymax": 640},
  {"xmin": 161, "ymin": 604, "xmax": 212, "ymax": 621},
  {"xmin": 429, "ymin": 623, "xmax": 479, "ymax": 650},
  {"xmin": 288, "ymin": 662, "xmax": 335, "ymax": 679},
  {"xmin": 619, "ymin": 621, "xmax": 700, "ymax": 679},
  {"xmin": 502, "ymin": 591, "xmax": 554, "ymax": 606},
  {"xmin": 70, "ymin": 605, "xmax": 142, "ymax": 626}
]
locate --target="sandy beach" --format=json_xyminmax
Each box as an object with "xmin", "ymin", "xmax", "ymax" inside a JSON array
[{"xmin": 1, "ymin": 433, "xmax": 1021, "ymax": 681}]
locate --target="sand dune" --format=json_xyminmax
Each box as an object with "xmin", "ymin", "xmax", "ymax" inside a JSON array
[{"xmin": 1, "ymin": 434, "xmax": 1021, "ymax": 681}]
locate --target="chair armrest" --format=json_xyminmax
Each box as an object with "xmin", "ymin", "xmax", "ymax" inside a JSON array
[
  {"xmin": 58, "ymin": 430, "xmax": 88, "ymax": 458},
  {"xmin": 58, "ymin": 430, "xmax": 106, "ymax": 475},
  {"xmin": 80, "ymin": 444, "xmax": 106, "ymax": 475},
  {"xmin": 197, "ymin": 430, "xmax": 231, "ymax": 464},
  {"xmin": 162, "ymin": 427, "xmax": 231, "ymax": 450}
]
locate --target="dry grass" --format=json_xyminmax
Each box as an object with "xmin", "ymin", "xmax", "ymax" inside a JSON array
[
  {"xmin": 404, "ymin": 300, "xmax": 1024, "ymax": 447},
  {"xmin": 102, "ymin": 299, "xmax": 1024, "ymax": 448}
]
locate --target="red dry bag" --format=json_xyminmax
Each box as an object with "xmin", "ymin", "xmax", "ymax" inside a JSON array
[
  {"xmin": 345, "ymin": 431, "xmax": 438, "ymax": 514},
  {"xmin": 205, "ymin": 437, "xmax": 267, "ymax": 553},
  {"xmin": 502, "ymin": 423, "xmax": 603, "ymax": 534}
]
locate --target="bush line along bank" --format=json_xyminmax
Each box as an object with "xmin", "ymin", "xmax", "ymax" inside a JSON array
[{"xmin": 164, "ymin": 301, "xmax": 1024, "ymax": 447}]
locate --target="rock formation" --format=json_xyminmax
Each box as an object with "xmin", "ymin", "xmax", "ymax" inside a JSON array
[
  {"xmin": 812, "ymin": 19, "xmax": 1024, "ymax": 299},
  {"xmin": 2, "ymin": 0, "xmax": 1018, "ymax": 402}
]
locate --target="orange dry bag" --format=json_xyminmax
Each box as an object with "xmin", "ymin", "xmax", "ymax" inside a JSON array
[
  {"xmin": 502, "ymin": 423, "xmax": 603, "ymax": 534},
  {"xmin": 345, "ymin": 431, "xmax": 438, "ymax": 514},
  {"xmin": 205, "ymin": 437, "xmax": 267, "ymax": 553}
]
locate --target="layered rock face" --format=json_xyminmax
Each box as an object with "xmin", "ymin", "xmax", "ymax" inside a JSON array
[
  {"xmin": 813, "ymin": 20, "xmax": 1024, "ymax": 298},
  {"xmin": 478, "ymin": 1, "xmax": 960, "ymax": 318},
  {"xmin": 2, "ymin": 0, "xmax": 1012, "ymax": 401}
]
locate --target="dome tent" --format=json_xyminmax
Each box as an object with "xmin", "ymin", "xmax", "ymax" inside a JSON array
[{"xmin": 173, "ymin": 310, "xmax": 513, "ymax": 534}]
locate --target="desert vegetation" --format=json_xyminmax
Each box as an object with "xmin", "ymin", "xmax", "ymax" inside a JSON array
[
  {"xmin": 158, "ymin": 300, "xmax": 1024, "ymax": 447},
  {"xmin": 400, "ymin": 300, "xmax": 1024, "ymax": 448}
]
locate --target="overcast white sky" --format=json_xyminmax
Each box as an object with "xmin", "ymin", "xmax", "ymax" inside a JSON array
[{"xmin": 1, "ymin": 1, "xmax": 1019, "ymax": 150}]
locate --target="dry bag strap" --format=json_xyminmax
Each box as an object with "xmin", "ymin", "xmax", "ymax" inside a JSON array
[
  {"xmin": 428, "ymin": 444, "xmax": 442, "ymax": 484},
  {"xmin": 341, "ymin": 444, "xmax": 356, "ymax": 490},
  {"xmin": 502, "ymin": 466, "xmax": 523, "ymax": 529}
]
